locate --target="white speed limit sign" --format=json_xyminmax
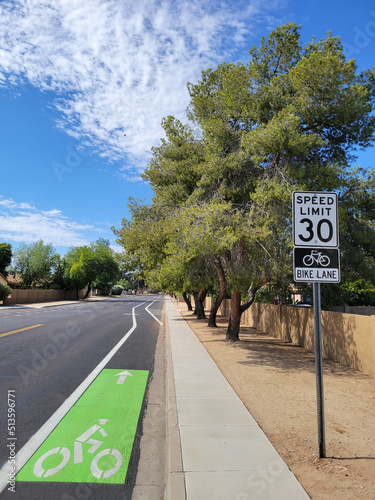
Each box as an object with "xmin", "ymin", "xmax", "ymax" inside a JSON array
[{"xmin": 293, "ymin": 192, "xmax": 338, "ymax": 248}]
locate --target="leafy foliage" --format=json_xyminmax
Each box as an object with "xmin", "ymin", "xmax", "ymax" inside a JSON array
[
  {"xmin": 65, "ymin": 239, "xmax": 119, "ymax": 296},
  {"xmin": 341, "ymin": 279, "xmax": 375, "ymax": 306},
  {"xmin": 0, "ymin": 243, "xmax": 12, "ymax": 277},
  {"xmin": 116, "ymin": 278, "xmax": 132, "ymax": 291},
  {"xmin": 115, "ymin": 23, "xmax": 375, "ymax": 336},
  {"xmin": 0, "ymin": 283, "xmax": 11, "ymax": 300},
  {"xmin": 13, "ymin": 240, "xmax": 57, "ymax": 288},
  {"xmin": 111, "ymin": 285, "xmax": 123, "ymax": 295}
]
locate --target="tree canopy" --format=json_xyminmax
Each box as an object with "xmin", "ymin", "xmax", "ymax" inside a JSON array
[
  {"xmin": 11, "ymin": 238, "xmax": 119, "ymax": 297},
  {"xmin": 65, "ymin": 238, "xmax": 119, "ymax": 298},
  {"xmin": 0, "ymin": 243, "xmax": 12, "ymax": 277},
  {"xmin": 13, "ymin": 240, "xmax": 57, "ymax": 289},
  {"xmin": 114, "ymin": 23, "xmax": 375, "ymax": 340}
]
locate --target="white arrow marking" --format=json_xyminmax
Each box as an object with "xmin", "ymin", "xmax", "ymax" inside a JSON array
[{"xmin": 115, "ymin": 370, "xmax": 133, "ymax": 384}]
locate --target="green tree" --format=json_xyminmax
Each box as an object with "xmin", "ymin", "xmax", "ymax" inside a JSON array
[
  {"xmin": 0, "ymin": 283, "xmax": 11, "ymax": 301},
  {"xmin": 13, "ymin": 240, "xmax": 56, "ymax": 288},
  {"xmin": 69, "ymin": 260, "xmax": 87, "ymax": 300},
  {"xmin": 142, "ymin": 118, "xmax": 229, "ymax": 322},
  {"xmin": 91, "ymin": 242, "xmax": 120, "ymax": 295},
  {"xmin": 143, "ymin": 116, "xmax": 205, "ymax": 205},
  {"xmin": 65, "ymin": 239, "xmax": 119, "ymax": 298},
  {"xmin": 341, "ymin": 279, "xmax": 375, "ymax": 306},
  {"xmin": 184, "ymin": 22, "xmax": 375, "ymax": 339},
  {"xmin": 48, "ymin": 254, "xmax": 69, "ymax": 290},
  {"xmin": 0, "ymin": 243, "xmax": 12, "ymax": 277},
  {"xmin": 117, "ymin": 278, "xmax": 132, "ymax": 291},
  {"xmin": 117, "ymin": 23, "xmax": 375, "ymax": 340},
  {"xmin": 113, "ymin": 200, "xmax": 173, "ymax": 286}
]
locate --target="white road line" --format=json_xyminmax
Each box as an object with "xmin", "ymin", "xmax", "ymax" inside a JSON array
[
  {"xmin": 0, "ymin": 300, "xmax": 146, "ymax": 493},
  {"xmin": 145, "ymin": 300, "xmax": 163, "ymax": 325}
]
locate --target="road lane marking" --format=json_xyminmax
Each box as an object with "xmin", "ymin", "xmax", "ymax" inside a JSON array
[
  {"xmin": 0, "ymin": 324, "xmax": 44, "ymax": 338},
  {"xmin": 16, "ymin": 369, "xmax": 149, "ymax": 484},
  {"xmin": 115, "ymin": 370, "xmax": 133, "ymax": 384},
  {"xmin": 145, "ymin": 301, "xmax": 163, "ymax": 325},
  {"xmin": 0, "ymin": 301, "xmax": 147, "ymax": 493}
]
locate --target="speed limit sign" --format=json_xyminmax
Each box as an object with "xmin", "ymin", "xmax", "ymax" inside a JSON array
[
  {"xmin": 293, "ymin": 192, "xmax": 338, "ymax": 248},
  {"xmin": 293, "ymin": 191, "xmax": 339, "ymax": 459}
]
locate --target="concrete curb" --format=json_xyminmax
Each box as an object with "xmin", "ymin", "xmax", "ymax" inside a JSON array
[
  {"xmin": 166, "ymin": 301, "xmax": 186, "ymax": 500},
  {"xmin": 131, "ymin": 304, "xmax": 167, "ymax": 499}
]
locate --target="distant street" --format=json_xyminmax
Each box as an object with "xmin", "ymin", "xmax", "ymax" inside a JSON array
[{"xmin": 0, "ymin": 295, "xmax": 165, "ymax": 499}]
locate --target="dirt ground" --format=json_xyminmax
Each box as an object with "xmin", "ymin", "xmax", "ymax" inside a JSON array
[{"xmin": 173, "ymin": 299, "xmax": 375, "ymax": 500}]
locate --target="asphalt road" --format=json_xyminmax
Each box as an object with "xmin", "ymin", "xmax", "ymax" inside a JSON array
[{"xmin": 0, "ymin": 295, "xmax": 166, "ymax": 499}]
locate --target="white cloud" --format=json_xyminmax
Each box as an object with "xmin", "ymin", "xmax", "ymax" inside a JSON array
[
  {"xmin": 110, "ymin": 243, "xmax": 124, "ymax": 255},
  {"xmin": 0, "ymin": 196, "xmax": 95, "ymax": 248},
  {"xmin": 0, "ymin": 0, "xmax": 283, "ymax": 176}
]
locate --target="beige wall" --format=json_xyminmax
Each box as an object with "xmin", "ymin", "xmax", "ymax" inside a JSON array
[
  {"xmin": 204, "ymin": 297, "xmax": 375, "ymax": 377},
  {"xmin": 4, "ymin": 289, "xmax": 85, "ymax": 305}
]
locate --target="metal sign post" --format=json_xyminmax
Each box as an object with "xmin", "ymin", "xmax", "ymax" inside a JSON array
[
  {"xmin": 293, "ymin": 191, "xmax": 340, "ymax": 459},
  {"xmin": 313, "ymin": 282, "xmax": 326, "ymax": 458}
]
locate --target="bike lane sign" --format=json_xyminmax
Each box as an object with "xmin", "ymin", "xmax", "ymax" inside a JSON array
[{"xmin": 294, "ymin": 247, "xmax": 340, "ymax": 282}]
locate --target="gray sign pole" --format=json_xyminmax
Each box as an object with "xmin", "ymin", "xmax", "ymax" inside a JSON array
[{"xmin": 313, "ymin": 282, "xmax": 326, "ymax": 458}]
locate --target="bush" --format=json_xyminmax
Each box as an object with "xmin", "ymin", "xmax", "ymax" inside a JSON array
[
  {"xmin": 117, "ymin": 279, "xmax": 132, "ymax": 291},
  {"xmin": 48, "ymin": 284, "xmax": 62, "ymax": 290},
  {"xmin": 0, "ymin": 283, "xmax": 12, "ymax": 301},
  {"xmin": 341, "ymin": 279, "xmax": 375, "ymax": 306},
  {"xmin": 111, "ymin": 285, "xmax": 123, "ymax": 295}
]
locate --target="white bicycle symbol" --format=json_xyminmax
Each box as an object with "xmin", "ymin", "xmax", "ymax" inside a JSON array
[
  {"xmin": 302, "ymin": 250, "xmax": 330, "ymax": 267},
  {"xmin": 33, "ymin": 419, "xmax": 122, "ymax": 479}
]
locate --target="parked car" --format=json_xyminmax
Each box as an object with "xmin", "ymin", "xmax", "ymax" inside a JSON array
[{"xmin": 293, "ymin": 301, "xmax": 311, "ymax": 308}]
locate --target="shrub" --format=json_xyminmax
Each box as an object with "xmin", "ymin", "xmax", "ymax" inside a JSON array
[
  {"xmin": 341, "ymin": 279, "xmax": 375, "ymax": 306},
  {"xmin": 111, "ymin": 285, "xmax": 123, "ymax": 295},
  {"xmin": 0, "ymin": 283, "xmax": 12, "ymax": 301},
  {"xmin": 48, "ymin": 284, "xmax": 62, "ymax": 290},
  {"xmin": 117, "ymin": 279, "xmax": 132, "ymax": 291}
]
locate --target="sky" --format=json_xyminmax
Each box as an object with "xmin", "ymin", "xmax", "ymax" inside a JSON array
[{"xmin": 0, "ymin": 0, "xmax": 375, "ymax": 256}]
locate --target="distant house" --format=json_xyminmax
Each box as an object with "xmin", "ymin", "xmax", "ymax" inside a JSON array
[{"xmin": 6, "ymin": 271, "xmax": 22, "ymax": 288}]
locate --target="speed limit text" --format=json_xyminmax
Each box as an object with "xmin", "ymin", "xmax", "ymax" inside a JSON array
[{"xmin": 295, "ymin": 195, "xmax": 335, "ymax": 216}]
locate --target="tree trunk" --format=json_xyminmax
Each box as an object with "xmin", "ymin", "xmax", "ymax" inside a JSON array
[
  {"xmin": 83, "ymin": 281, "xmax": 92, "ymax": 300},
  {"xmin": 182, "ymin": 291, "xmax": 193, "ymax": 311},
  {"xmin": 193, "ymin": 289, "xmax": 206, "ymax": 319},
  {"xmin": 226, "ymin": 290, "xmax": 242, "ymax": 342},
  {"xmin": 208, "ymin": 257, "xmax": 227, "ymax": 328},
  {"xmin": 198, "ymin": 288, "xmax": 207, "ymax": 304},
  {"xmin": 226, "ymin": 287, "xmax": 259, "ymax": 342}
]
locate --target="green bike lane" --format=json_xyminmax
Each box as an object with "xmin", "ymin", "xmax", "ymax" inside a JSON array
[
  {"xmin": 16, "ymin": 369, "xmax": 149, "ymax": 484},
  {"xmin": 0, "ymin": 296, "xmax": 165, "ymax": 499}
]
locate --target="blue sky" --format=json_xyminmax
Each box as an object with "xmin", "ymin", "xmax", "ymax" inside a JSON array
[{"xmin": 0, "ymin": 0, "xmax": 375, "ymax": 256}]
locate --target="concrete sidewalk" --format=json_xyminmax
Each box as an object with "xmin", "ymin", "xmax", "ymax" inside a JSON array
[{"xmin": 165, "ymin": 298, "xmax": 310, "ymax": 500}]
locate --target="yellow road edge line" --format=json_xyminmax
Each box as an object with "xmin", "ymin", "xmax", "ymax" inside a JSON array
[{"xmin": 0, "ymin": 324, "xmax": 44, "ymax": 338}]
